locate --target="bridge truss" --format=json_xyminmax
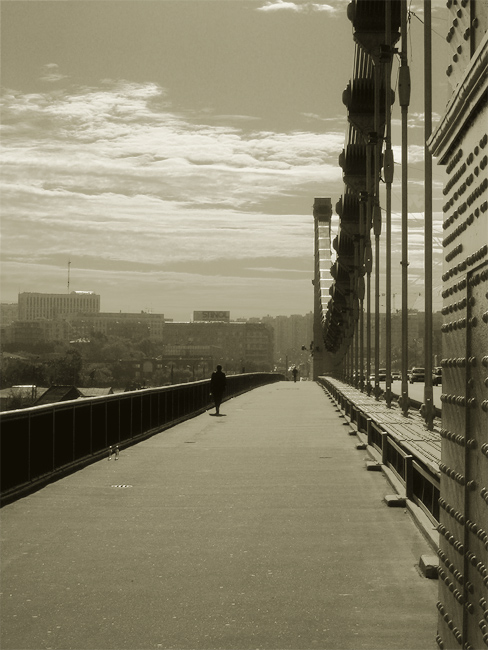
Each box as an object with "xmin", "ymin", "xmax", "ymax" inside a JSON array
[{"xmin": 314, "ymin": 2, "xmax": 487, "ymax": 649}]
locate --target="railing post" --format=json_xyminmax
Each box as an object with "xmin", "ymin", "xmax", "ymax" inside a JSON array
[
  {"xmin": 104, "ymin": 399, "xmax": 108, "ymax": 449},
  {"xmin": 405, "ymin": 454, "xmax": 413, "ymax": 500},
  {"xmin": 52, "ymin": 406, "xmax": 56, "ymax": 472},
  {"xmin": 357, "ymin": 412, "xmax": 364, "ymax": 433},
  {"xmin": 381, "ymin": 431, "xmax": 388, "ymax": 465},
  {"xmin": 28, "ymin": 411, "xmax": 32, "ymax": 483},
  {"xmin": 72, "ymin": 407, "xmax": 76, "ymax": 463}
]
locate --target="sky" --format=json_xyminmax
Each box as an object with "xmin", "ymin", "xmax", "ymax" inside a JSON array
[{"xmin": 1, "ymin": 0, "xmax": 450, "ymax": 321}]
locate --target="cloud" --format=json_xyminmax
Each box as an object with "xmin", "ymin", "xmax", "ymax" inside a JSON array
[
  {"xmin": 1, "ymin": 76, "xmax": 443, "ymax": 316},
  {"xmin": 391, "ymin": 144, "xmax": 425, "ymax": 166},
  {"xmin": 257, "ymin": 1, "xmax": 302, "ymax": 12},
  {"xmin": 204, "ymin": 114, "xmax": 262, "ymax": 123},
  {"xmin": 39, "ymin": 63, "xmax": 69, "ymax": 83},
  {"xmin": 302, "ymin": 113, "xmax": 347, "ymax": 124},
  {"xmin": 0, "ymin": 79, "xmax": 342, "ymax": 315},
  {"xmin": 391, "ymin": 112, "xmax": 443, "ymax": 131},
  {"xmin": 257, "ymin": 0, "xmax": 340, "ymax": 13},
  {"xmin": 0, "ymin": 81, "xmax": 344, "ymax": 216}
]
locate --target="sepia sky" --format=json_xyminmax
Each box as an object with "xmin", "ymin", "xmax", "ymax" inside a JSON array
[{"xmin": 1, "ymin": 0, "xmax": 449, "ymax": 320}]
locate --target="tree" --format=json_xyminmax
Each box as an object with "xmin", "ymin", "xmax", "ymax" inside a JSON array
[
  {"xmin": 80, "ymin": 364, "xmax": 114, "ymax": 387},
  {"xmin": 136, "ymin": 338, "xmax": 156, "ymax": 357},
  {"xmin": 0, "ymin": 357, "xmax": 48, "ymax": 388},
  {"xmin": 48, "ymin": 349, "xmax": 83, "ymax": 385},
  {"xmin": 100, "ymin": 338, "xmax": 137, "ymax": 362},
  {"xmin": 150, "ymin": 368, "xmax": 171, "ymax": 387}
]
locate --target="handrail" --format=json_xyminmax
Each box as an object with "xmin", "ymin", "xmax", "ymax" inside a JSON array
[{"xmin": 0, "ymin": 373, "xmax": 284, "ymax": 505}]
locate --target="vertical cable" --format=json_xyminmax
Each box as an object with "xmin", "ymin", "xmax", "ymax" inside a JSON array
[
  {"xmin": 400, "ymin": 0, "xmax": 410, "ymax": 416},
  {"xmin": 359, "ymin": 193, "xmax": 366, "ymax": 392},
  {"xmin": 423, "ymin": 0, "xmax": 434, "ymax": 429},
  {"xmin": 385, "ymin": 0, "xmax": 393, "ymax": 407},
  {"xmin": 373, "ymin": 62, "xmax": 381, "ymax": 401},
  {"xmin": 354, "ymin": 238, "xmax": 360, "ymax": 386},
  {"xmin": 366, "ymin": 137, "xmax": 373, "ymax": 396}
]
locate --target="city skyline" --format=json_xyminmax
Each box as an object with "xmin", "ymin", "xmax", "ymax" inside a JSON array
[
  {"xmin": 1, "ymin": 1, "xmax": 449, "ymax": 320},
  {"xmin": 4, "ymin": 290, "xmax": 441, "ymax": 322}
]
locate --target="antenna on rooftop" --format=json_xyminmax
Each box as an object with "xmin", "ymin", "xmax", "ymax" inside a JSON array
[{"xmin": 67, "ymin": 259, "xmax": 71, "ymax": 293}]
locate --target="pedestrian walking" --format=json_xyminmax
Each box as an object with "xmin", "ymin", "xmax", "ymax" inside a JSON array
[
  {"xmin": 292, "ymin": 367, "xmax": 298, "ymax": 383},
  {"xmin": 210, "ymin": 364, "xmax": 226, "ymax": 415}
]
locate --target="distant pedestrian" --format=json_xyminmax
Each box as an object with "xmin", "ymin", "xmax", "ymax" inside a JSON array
[
  {"xmin": 292, "ymin": 367, "xmax": 298, "ymax": 383},
  {"xmin": 210, "ymin": 365, "xmax": 226, "ymax": 415}
]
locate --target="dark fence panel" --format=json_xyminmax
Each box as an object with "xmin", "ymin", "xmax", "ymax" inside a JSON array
[
  {"xmin": 119, "ymin": 398, "xmax": 132, "ymax": 442},
  {"xmin": 74, "ymin": 404, "xmax": 92, "ymax": 459},
  {"xmin": 106, "ymin": 400, "xmax": 120, "ymax": 447},
  {"xmin": 149, "ymin": 393, "xmax": 159, "ymax": 430},
  {"xmin": 141, "ymin": 394, "xmax": 152, "ymax": 432},
  {"xmin": 30, "ymin": 412, "xmax": 55, "ymax": 479},
  {"xmin": 1, "ymin": 373, "xmax": 283, "ymax": 504},
  {"xmin": 91, "ymin": 402, "xmax": 107, "ymax": 453},
  {"xmin": 165, "ymin": 390, "xmax": 174, "ymax": 423},
  {"xmin": 54, "ymin": 408, "xmax": 75, "ymax": 468},
  {"xmin": 131, "ymin": 395, "xmax": 142, "ymax": 437},
  {"xmin": 1, "ymin": 417, "xmax": 29, "ymax": 491}
]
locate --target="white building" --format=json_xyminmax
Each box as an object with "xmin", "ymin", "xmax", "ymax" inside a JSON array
[{"xmin": 18, "ymin": 291, "xmax": 100, "ymax": 320}]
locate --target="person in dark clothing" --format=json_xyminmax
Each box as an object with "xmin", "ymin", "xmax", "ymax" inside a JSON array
[
  {"xmin": 210, "ymin": 365, "xmax": 226, "ymax": 415},
  {"xmin": 292, "ymin": 367, "xmax": 298, "ymax": 383}
]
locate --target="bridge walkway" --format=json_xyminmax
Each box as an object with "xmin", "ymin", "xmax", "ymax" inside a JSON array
[{"xmin": 1, "ymin": 381, "xmax": 438, "ymax": 650}]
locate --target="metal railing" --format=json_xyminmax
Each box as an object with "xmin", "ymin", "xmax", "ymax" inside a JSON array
[
  {"xmin": 318, "ymin": 377, "xmax": 440, "ymax": 525},
  {"xmin": 0, "ymin": 373, "xmax": 284, "ymax": 505}
]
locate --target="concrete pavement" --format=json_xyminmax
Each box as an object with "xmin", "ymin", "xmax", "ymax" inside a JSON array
[{"xmin": 1, "ymin": 381, "xmax": 438, "ymax": 650}]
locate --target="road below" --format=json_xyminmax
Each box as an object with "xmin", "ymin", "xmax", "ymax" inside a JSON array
[{"xmin": 388, "ymin": 381, "xmax": 442, "ymax": 409}]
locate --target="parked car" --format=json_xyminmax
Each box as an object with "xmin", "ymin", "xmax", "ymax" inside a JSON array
[
  {"xmin": 391, "ymin": 371, "xmax": 401, "ymax": 381},
  {"xmin": 368, "ymin": 370, "xmax": 387, "ymax": 381},
  {"xmin": 432, "ymin": 367, "xmax": 442, "ymax": 386},
  {"xmin": 409, "ymin": 367, "xmax": 425, "ymax": 383}
]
